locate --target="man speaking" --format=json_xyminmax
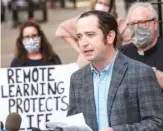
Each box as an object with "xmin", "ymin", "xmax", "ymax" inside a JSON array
[{"xmin": 67, "ymin": 10, "xmax": 163, "ymax": 131}]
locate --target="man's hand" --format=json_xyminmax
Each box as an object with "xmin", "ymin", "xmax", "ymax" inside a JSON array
[
  {"xmin": 153, "ymin": 67, "xmax": 163, "ymax": 89},
  {"xmin": 99, "ymin": 127, "xmax": 114, "ymax": 131}
]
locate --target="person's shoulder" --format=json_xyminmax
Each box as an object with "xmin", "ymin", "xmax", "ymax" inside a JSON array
[
  {"xmin": 157, "ymin": 37, "xmax": 163, "ymax": 47},
  {"xmin": 152, "ymin": 37, "xmax": 163, "ymax": 56},
  {"xmin": 50, "ymin": 54, "xmax": 62, "ymax": 65},
  {"xmin": 55, "ymin": 16, "xmax": 79, "ymax": 37},
  {"xmin": 71, "ymin": 64, "xmax": 90, "ymax": 80},
  {"xmin": 127, "ymin": 55, "xmax": 147, "ymax": 66},
  {"xmin": 119, "ymin": 43, "xmax": 135, "ymax": 54},
  {"xmin": 10, "ymin": 58, "xmax": 22, "ymax": 67},
  {"xmin": 125, "ymin": 54, "xmax": 152, "ymax": 73}
]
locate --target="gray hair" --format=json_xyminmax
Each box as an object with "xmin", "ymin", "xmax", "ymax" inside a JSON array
[{"xmin": 126, "ymin": 2, "xmax": 158, "ymax": 22}]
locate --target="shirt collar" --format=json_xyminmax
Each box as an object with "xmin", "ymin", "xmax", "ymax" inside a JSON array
[
  {"xmin": 133, "ymin": 39, "xmax": 158, "ymax": 56},
  {"xmin": 90, "ymin": 51, "xmax": 118, "ymax": 74}
]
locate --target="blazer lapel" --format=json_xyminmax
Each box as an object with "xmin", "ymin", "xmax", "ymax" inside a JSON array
[{"xmin": 107, "ymin": 52, "xmax": 128, "ymax": 125}]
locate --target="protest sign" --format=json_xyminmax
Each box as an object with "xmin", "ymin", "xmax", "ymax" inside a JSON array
[{"xmin": 0, "ymin": 63, "xmax": 79, "ymax": 130}]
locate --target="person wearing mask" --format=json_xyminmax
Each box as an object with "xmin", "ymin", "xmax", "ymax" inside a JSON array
[
  {"xmin": 55, "ymin": 0, "xmax": 131, "ymax": 67},
  {"xmin": 120, "ymin": 2, "xmax": 163, "ymax": 89},
  {"xmin": 10, "ymin": 21, "xmax": 62, "ymax": 67},
  {"xmin": 68, "ymin": 10, "xmax": 163, "ymax": 131}
]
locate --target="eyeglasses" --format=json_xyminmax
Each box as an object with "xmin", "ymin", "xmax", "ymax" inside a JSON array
[
  {"xmin": 23, "ymin": 34, "xmax": 39, "ymax": 40},
  {"xmin": 127, "ymin": 18, "xmax": 155, "ymax": 28}
]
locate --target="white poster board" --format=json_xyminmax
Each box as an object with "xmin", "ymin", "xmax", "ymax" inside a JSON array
[{"xmin": 0, "ymin": 63, "xmax": 79, "ymax": 130}]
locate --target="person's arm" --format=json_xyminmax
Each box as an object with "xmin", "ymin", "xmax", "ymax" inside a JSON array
[
  {"xmin": 101, "ymin": 67, "xmax": 163, "ymax": 131},
  {"xmin": 117, "ymin": 17, "xmax": 131, "ymax": 46},
  {"xmin": 153, "ymin": 68, "xmax": 163, "ymax": 89},
  {"xmin": 111, "ymin": 67, "xmax": 163, "ymax": 131},
  {"xmin": 10, "ymin": 58, "xmax": 22, "ymax": 67},
  {"xmin": 100, "ymin": 67, "xmax": 163, "ymax": 131},
  {"xmin": 56, "ymin": 17, "xmax": 80, "ymax": 53},
  {"xmin": 67, "ymin": 73, "xmax": 79, "ymax": 116}
]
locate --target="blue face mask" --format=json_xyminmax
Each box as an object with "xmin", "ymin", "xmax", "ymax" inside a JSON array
[{"xmin": 22, "ymin": 37, "xmax": 41, "ymax": 53}]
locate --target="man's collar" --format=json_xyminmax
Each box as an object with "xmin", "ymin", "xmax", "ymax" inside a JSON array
[{"xmin": 90, "ymin": 51, "xmax": 118, "ymax": 73}]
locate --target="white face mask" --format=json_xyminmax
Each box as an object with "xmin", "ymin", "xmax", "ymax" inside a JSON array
[
  {"xmin": 22, "ymin": 37, "xmax": 41, "ymax": 53},
  {"xmin": 95, "ymin": 3, "xmax": 110, "ymax": 12}
]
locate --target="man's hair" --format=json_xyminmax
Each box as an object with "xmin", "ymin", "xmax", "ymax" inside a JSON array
[
  {"xmin": 78, "ymin": 10, "xmax": 118, "ymax": 48},
  {"xmin": 126, "ymin": 2, "xmax": 158, "ymax": 22}
]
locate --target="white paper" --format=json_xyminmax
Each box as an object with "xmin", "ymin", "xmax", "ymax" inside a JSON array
[{"xmin": 46, "ymin": 113, "xmax": 93, "ymax": 131}]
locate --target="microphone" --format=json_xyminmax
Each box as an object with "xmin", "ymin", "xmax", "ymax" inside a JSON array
[
  {"xmin": 1, "ymin": 121, "xmax": 4, "ymax": 129},
  {"xmin": 1, "ymin": 121, "xmax": 7, "ymax": 131},
  {"xmin": 5, "ymin": 113, "xmax": 22, "ymax": 131}
]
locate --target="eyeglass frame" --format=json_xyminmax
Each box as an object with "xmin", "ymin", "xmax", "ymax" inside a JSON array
[
  {"xmin": 127, "ymin": 18, "xmax": 156, "ymax": 28},
  {"xmin": 23, "ymin": 34, "xmax": 40, "ymax": 40}
]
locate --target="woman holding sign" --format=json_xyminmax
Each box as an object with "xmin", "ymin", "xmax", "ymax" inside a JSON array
[{"xmin": 11, "ymin": 22, "xmax": 62, "ymax": 67}]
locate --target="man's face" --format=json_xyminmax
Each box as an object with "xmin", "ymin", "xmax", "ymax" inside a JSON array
[
  {"xmin": 127, "ymin": 7, "xmax": 158, "ymax": 37},
  {"xmin": 76, "ymin": 15, "xmax": 110, "ymax": 62}
]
